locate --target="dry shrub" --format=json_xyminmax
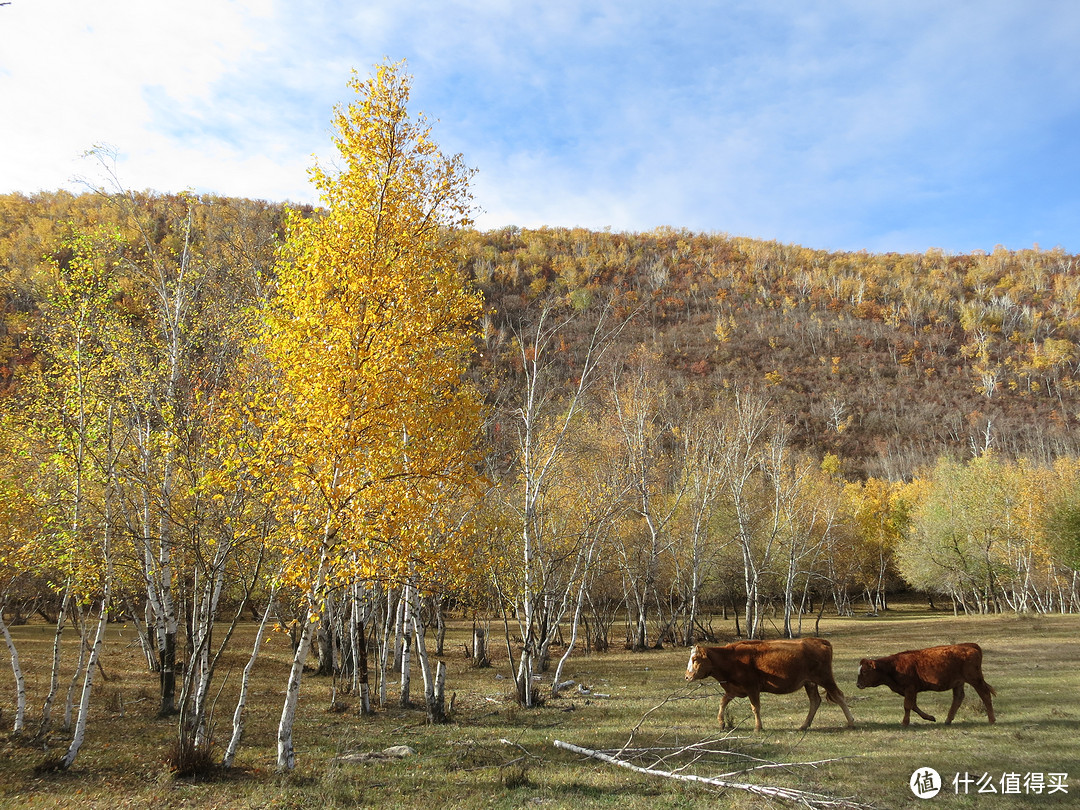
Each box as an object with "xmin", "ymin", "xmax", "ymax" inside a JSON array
[{"xmin": 166, "ymin": 736, "xmax": 217, "ymax": 779}]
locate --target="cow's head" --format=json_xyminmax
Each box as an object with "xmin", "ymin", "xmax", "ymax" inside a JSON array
[
  {"xmin": 856, "ymin": 659, "xmax": 884, "ymax": 688},
  {"xmin": 685, "ymin": 645, "xmax": 712, "ymax": 682}
]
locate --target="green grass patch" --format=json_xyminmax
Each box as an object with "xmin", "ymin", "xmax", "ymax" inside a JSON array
[{"xmin": 0, "ymin": 606, "xmax": 1077, "ymax": 808}]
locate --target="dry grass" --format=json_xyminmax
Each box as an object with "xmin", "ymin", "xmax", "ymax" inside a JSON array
[{"xmin": 0, "ymin": 604, "xmax": 1078, "ymax": 809}]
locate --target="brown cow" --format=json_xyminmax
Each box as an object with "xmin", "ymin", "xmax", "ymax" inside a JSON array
[
  {"xmin": 685, "ymin": 638, "xmax": 855, "ymax": 731},
  {"xmin": 856, "ymin": 642, "xmax": 996, "ymax": 726}
]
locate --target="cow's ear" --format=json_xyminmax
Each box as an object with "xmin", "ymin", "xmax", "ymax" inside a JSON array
[{"xmin": 861, "ymin": 659, "xmax": 875, "ymax": 670}]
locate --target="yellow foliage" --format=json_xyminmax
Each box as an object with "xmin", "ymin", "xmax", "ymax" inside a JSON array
[{"xmin": 249, "ymin": 61, "xmax": 487, "ymax": 595}]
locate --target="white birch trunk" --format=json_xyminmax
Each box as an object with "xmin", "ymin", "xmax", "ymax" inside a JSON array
[
  {"xmin": 409, "ymin": 593, "xmax": 436, "ymax": 721},
  {"xmin": 350, "ymin": 581, "xmax": 372, "ymax": 715},
  {"xmin": 36, "ymin": 585, "xmax": 71, "ymax": 737},
  {"xmin": 392, "ymin": 586, "xmax": 406, "ymax": 673},
  {"xmin": 61, "ymin": 596, "xmax": 109, "ymax": 768},
  {"xmin": 433, "ymin": 661, "xmax": 447, "ymax": 720},
  {"xmin": 350, "ymin": 580, "xmax": 362, "ymax": 695},
  {"xmin": 276, "ymin": 611, "xmax": 314, "ymax": 772},
  {"xmin": 223, "ymin": 591, "xmax": 276, "ymax": 768},
  {"xmin": 378, "ymin": 588, "xmax": 394, "ymax": 707},
  {"xmin": 62, "ymin": 541, "xmax": 113, "ymax": 769},
  {"xmin": 188, "ymin": 544, "xmax": 229, "ymax": 747},
  {"xmin": 0, "ymin": 610, "xmax": 26, "ymax": 735},
  {"xmin": 63, "ymin": 606, "xmax": 89, "ymax": 731},
  {"xmin": 277, "ymin": 541, "xmax": 329, "ymax": 772},
  {"xmin": 399, "ymin": 580, "xmax": 413, "ymax": 708},
  {"xmin": 63, "ymin": 440, "xmax": 117, "ymax": 769},
  {"xmin": 551, "ymin": 573, "xmax": 587, "ymax": 698}
]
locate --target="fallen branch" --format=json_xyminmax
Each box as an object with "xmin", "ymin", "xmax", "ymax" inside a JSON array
[
  {"xmin": 615, "ymin": 681, "xmax": 732, "ymax": 760},
  {"xmin": 553, "ymin": 739, "xmax": 872, "ymax": 810}
]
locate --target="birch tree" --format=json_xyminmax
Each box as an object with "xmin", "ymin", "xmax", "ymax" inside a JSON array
[
  {"xmin": 609, "ymin": 351, "xmax": 682, "ymax": 650},
  {"xmin": 256, "ymin": 61, "xmax": 484, "ymax": 771},
  {"xmin": 0, "ymin": 408, "xmax": 38, "ymax": 737},
  {"xmin": 713, "ymin": 391, "xmax": 783, "ymax": 639},
  {"xmin": 21, "ymin": 227, "xmax": 134, "ymax": 768},
  {"xmin": 503, "ymin": 297, "xmax": 626, "ymax": 706}
]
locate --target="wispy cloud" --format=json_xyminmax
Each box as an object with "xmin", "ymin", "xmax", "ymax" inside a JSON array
[{"xmin": 2, "ymin": 0, "xmax": 1078, "ymax": 252}]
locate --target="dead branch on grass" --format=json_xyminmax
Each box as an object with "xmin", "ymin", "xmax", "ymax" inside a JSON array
[
  {"xmin": 563, "ymin": 683, "xmax": 870, "ymax": 810},
  {"xmin": 553, "ymin": 739, "xmax": 872, "ymax": 810}
]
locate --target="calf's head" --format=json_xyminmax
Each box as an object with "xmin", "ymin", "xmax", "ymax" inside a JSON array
[
  {"xmin": 685, "ymin": 645, "xmax": 713, "ymax": 682},
  {"xmin": 856, "ymin": 659, "xmax": 884, "ymax": 688}
]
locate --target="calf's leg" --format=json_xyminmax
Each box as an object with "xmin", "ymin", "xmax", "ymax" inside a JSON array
[
  {"xmin": 747, "ymin": 689, "xmax": 764, "ymax": 731},
  {"xmin": 971, "ymin": 679, "xmax": 996, "ymax": 724},
  {"xmin": 903, "ymin": 691, "xmax": 936, "ymax": 725},
  {"xmin": 945, "ymin": 684, "xmax": 964, "ymax": 724},
  {"xmin": 718, "ymin": 693, "xmax": 734, "ymax": 729}
]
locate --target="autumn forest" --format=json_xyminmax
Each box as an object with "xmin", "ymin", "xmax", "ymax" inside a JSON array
[{"xmin": 2, "ymin": 63, "xmax": 1080, "ymax": 778}]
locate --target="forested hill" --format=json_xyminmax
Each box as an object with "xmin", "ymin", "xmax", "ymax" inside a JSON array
[
  {"xmin": 4, "ymin": 190, "xmax": 1080, "ymax": 479},
  {"xmin": 461, "ymin": 226, "xmax": 1080, "ymax": 479}
]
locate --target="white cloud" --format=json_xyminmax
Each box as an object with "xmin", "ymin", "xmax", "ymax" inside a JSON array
[{"xmin": 2, "ymin": 0, "xmax": 1079, "ymax": 252}]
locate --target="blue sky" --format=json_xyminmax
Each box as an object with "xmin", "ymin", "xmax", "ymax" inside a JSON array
[{"xmin": 2, "ymin": 1, "xmax": 1078, "ymax": 254}]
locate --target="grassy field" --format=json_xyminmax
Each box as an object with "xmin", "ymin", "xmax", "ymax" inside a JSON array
[{"xmin": 0, "ymin": 605, "xmax": 1077, "ymax": 809}]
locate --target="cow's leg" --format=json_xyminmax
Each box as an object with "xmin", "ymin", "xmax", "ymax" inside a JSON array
[
  {"xmin": 823, "ymin": 682, "xmax": 856, "ymax": 729},
  {"xmin": 971, "ymin": 679, "xmax": 996, "ymax": 724},
  {"xmin": 747, "ymin": 689, "xmax": 764, "ymax": 731},
  {"xmin": 904, "ymin": 691, "xmax": 936, "ymax": 724},
  {"xmin": 945, "ymin": 684, "xmax": 964, "ymax": 724},
  {"xmin": 801, "ymin": 684, "xmax": 822, "ymax": 730},
  {"xmin": 718, "ymin": 693, "xmax": 734, "ymax": 729}
]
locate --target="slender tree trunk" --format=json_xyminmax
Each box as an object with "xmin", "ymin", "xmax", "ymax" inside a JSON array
[
  {"xmin": 223, "ymin": 592, "xmax": 276, "ymax": 768},
  {"xmin": 551, "ymin": 556, "xmax": 590, "ymax": 698},
  {"xmin": 64, "ymin": 604, "xmax": 89, "ymax": 731},
  {"xmin": 0, "ymin": 608, "xmax": 26, "ymax": 735},
  {"xmin": 350, "ymin": 580, "xmax": 372, "ymax": 715},
  {"xmin": 36, "ymin": 584, "xmax": 72, "ymax": 738},
  {"xmin": 392, "ymin": 587, "xmax": 406, "ymax": 673},
  {"xmin": 316, "ymin": 593, "xmax": 335, "ymax": 677},
  {"xmin": 62, "ymin": 599, "xmax": 109, "ymax": 768},
  {"xmin": 277, "ymin": 535, "xmax": 330, "ymax": 773},
  {"xmin": 63, "ymin": 451, "xmax": 117, "ymax": 769},
  {"xmin": 472, "ymin": 625, "xmax": 490, "ymax": 667},
  {"xmin": 356, "ymin": 617, "xmax": 372, "ymax": 715},
  {"xmin": 378, "ymin": 588, "xmax": 394, "ymax": 707},
  {"xmin": 408, "ymin": 588, "xmax": 447, "ymax": 724},
  {"xmin": 400, "ymin": 582, "xmax": 412, "ymax": 707},
  {"xmin": 277, "ymin": 612, "xmax": 314, "ymax": 772},
  {"xmin": 62, "ymin": 575, "xmax": 113, "ymax": 767},
  {"xmin": 434, "ymin": 596, "xmax": 447, "ymax": 657}
]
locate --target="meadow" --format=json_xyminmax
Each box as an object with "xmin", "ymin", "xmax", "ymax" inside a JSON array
[{"xmin": 1, "ymin": 605, "xmax": 1077, "ymax": 809}]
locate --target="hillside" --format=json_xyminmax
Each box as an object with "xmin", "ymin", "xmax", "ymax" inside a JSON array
[
  {"xmin": 462, "ymin": 226, "xmax": 1080, "ymax": 478},
  {"xmin": 4, "ymin": 191, "xmax": 1080, "ymax": 479}
]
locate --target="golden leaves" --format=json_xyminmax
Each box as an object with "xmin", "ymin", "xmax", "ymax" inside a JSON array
[{"xmin": 254, "ymin": 61, "xmax": 487, "ymax": 593}]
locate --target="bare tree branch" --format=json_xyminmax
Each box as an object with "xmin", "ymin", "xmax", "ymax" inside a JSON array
[{"xmin": 553, "ymin": 739, "xmax": 872, "ymax": 810}]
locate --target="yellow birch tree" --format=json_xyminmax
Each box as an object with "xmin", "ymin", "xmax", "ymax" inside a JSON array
[{"xmin": 260, "ymin": 61, "xmax": 484, "ymax": 771}]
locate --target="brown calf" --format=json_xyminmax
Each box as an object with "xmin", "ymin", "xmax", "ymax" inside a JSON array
[
  {"xmin": 685, "ymin": 638, "xmax": 855, "ymax": 731},
  {"xmin": 857, "ymin": 642, "xmax": 996, "ymax": 726}
]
